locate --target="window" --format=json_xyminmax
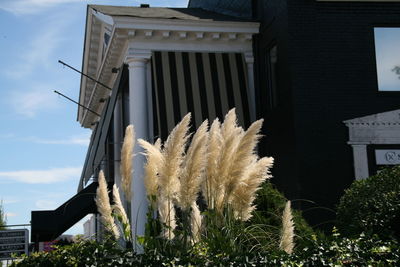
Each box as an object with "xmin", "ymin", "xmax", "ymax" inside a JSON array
[
  {"xmin": 374, "ymin": 27, "xmax": 400, "ymax": 91},
  {"xmin": 266, "ymin": 45, "xmax": 278, "ymax": 108}
]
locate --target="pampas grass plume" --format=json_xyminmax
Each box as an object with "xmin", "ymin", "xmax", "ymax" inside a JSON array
[
  {"xmin": 224, "ymin": 119, "xmax": 264, "ymax": 200},
  {"xmin": 214, "ymin": 111, "xmax": 243, "ymax": 212},
  {"xmin": 280, "ymin": 200, "xmax": 295, "ymax": 254},
  {"xmin": 178, "ymin": 120, "xmax": 209, "ymax": 210},
  {"xmin": 158, "ymin": 198, "xmax": 177, "ymax": 240},
  {"xmin": 121, "ymin": 125, "xmax": 135, "ymax": 201},
  {"xmin": 138, "ymin": 138, "xmax": 164, "ymax": 203},
  {"xmin": 95, "ymin": 170, "xmax": 120, "ymax": 239},
  {"xmin": 231, "ymin": 157, "xmax": 274, "ymax": 221},
  {"xmin": 190, "ymin": 203, "xmax": 202, "ymax": 243},
  {"xmin": 112, "ymin": 184, "xmax": 131, "ymax": 240},
  {"xmin": 203, "ymin": 118, "xmax": 223, "ymax": 208},
  {"xmin": 159, "ymin": 113, "xmax": 191, "ymax": 200}
]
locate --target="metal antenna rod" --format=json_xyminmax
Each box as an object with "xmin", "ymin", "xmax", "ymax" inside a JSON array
[
  {"xmin": 54, "ymin": 90, "xmax": 101, "ymax": 117},
  {"xmin": 58, "ymin": 60, "xmax": 112, "ymax": 91}
]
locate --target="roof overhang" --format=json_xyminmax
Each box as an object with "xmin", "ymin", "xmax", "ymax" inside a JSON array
[{"xmin": 78, "ymin": 5, "xmax": 259, "ymax": 128}]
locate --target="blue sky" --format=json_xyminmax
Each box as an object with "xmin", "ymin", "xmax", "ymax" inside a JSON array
[{"xmin": 0, "ymin": 0, "xmax": 188, "ymax": 236}]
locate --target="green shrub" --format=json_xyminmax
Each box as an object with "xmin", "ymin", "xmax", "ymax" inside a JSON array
[
  {"xmin": 290, "ymin": 229, "xmax": 400, "ymax": 266},
  {"xmin": 253, "ymin": 181, "xmax": 315, "ymax": 248},
  {"xmin": 10, "ymin": 239, "xmax": 135, "ymax": 267},
  {"xmin": 12, "ymin": 232, "xmax": 400, "ymax": 266},
  {"xmin": 337, "ymin": 166, "xmax": 400, "ymax": 240},
  {"xmin": 0, "ymin": 201, "xmax": 6, "ymax": 230}
]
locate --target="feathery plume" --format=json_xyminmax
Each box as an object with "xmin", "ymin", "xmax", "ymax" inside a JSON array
[
  {"xmin": 112, "ymin": 184, "xmax": 131, "ymax": 241},
  {"xmin": 159, "ymin": 113, "xmax": 191, "ymax": 200},
  {"xmin": 214, "ymin": 111, "xmax": 243, "ymax": 212},
  {"xmin": 231, "ymin": 157, "xmax": 274, "ymax": 221},
  {"xmin": 190, "ymin": 203, "xmax": 202, "ymax": 243},
  {"xmin": 139, "ymin": 138, "xmax": 164, "ymax": 204},
  {"xmin": 178, "ymin": 120, "xmax": 209, "ymax": 210},
  {"xmin": 121, "ymin": 125, "xmax": 135, "ymax": 201},
  {"xmin": 158, "ymin": 198, "xmax": 177, "ymax": 240},
  {"xmin": 280, "ymin": 200, "xmax": 295, "ymax": 254},
  {"xmin": 224, "ymin": 119, "xmax": 264, "ymax": 200},
  {"xmin": 95, "ymin": 170, "xmax": 120, "ymax": 239},
  {"xmin": 221, "ymin": 108, "xmax": 239, "ymax": 138},
  {"xmin": 203, "ymin": 119, "xmax": 223, "ymax": 208}
]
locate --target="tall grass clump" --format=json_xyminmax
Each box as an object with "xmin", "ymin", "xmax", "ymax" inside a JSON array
[
  {"xmin": 94, "ymin": 125, "xmax": 134, "ymax": 245},
  {"xmin": 139, "ymin": 109, "xmax": 290, "ymax": 256},
  {"xmin": 121, "ymin": 125, "xmax": 135, "ymax": 204},
  {"xmin": 95, "ymin": 170, "xmax": 120, "ymax": 239}
]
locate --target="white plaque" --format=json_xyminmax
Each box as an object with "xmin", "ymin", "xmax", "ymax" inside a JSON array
[{"xmin": 375, "ymin": 149, "xmax": 400, "ymax": 165}]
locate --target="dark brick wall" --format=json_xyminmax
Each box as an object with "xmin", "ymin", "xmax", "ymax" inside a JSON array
[
  {"xmin": 286, "ymin": 0, "xmax": 400, "ymax": 226},
  {"xmin": 252, "ymin": 0, "xmax": 301, "ymax": 203},
  {"xmin": 188, "ymin": 0, "xmax": 400, "ymax": 227},
  {"xmin": 188, "ymin": 0, "xmax": 252, "ymax": 18}
]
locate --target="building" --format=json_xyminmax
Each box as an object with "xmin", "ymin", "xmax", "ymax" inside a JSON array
[
  {"xmin": 32, "ymin": 4, "xmax": 260, "ymax": 242},
  {"xmin": 31, "ymin": 1, "xmax": 400, "ymax": 242},
  {"xmin": 190, "ymin": 0, "xmax": 400, "ymax": 225}
]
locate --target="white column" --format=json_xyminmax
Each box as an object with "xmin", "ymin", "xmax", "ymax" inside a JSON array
[
  {"xmin": 245, "ymin": 51, "xmax": 256, "ymax": 121},
  {"xmin": 351, "ymin": 144, "xmax": 369, "ymax": 180},
  {"xmin": 125, "ymin": 50, "xmax": 152, "ymax": 241},
  {"xmin": 113, "ymin": 96, "xmax": 124, "ymax": 203}
]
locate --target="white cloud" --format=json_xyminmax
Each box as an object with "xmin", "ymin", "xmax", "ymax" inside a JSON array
[
  {"xmin": 0, "ymin": 167, "xmax": 82, "ymax": 184},
  {"xmin": 2, "ymin": 197, "xmax": 20, "ymax": 204},
  {"xmin": 28, "ymin": 133, "xmax": 91, "ymax": 146},
  {"xmin": 5, "ymin": 26, "xmax": 64, "ymax": 79},
  {"xmin": 9, "ymin": 84, "xmax": 60, "ymax": 117},
  {"xmin": 0, "ymin": 133, "xmax": 15, "ymax": 139},
  {"xmin": 0, "ymin": 0, "xmax": 83, "ymax": 15},
  {"xmin": 5, "ymin": 212, "xmax": 17, "ymax": 217},
  {"xmin": 35, "ymin": 199, "xmax": 58, "ymax": 210}
]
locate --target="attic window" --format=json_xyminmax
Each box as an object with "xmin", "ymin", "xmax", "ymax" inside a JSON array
[{"xmin": 374, "ymin": 27, "xmax": 400, "ymax": 91}]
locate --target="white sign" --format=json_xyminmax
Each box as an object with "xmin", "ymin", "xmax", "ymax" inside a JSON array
[
  {"xmin": 375, "ymin": 149, "xmax": 400, "ymax": 165},
  {"xmin": 0, "ymin": 229, "xmax": 28, "ymax": 260}
]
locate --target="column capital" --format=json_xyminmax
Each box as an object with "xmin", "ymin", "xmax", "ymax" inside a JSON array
[
  {"xmin": 125, "ymin": 49, "xmax": 152, "ymax": 66},
  {"xmin": 244, "ymin": 51, "xmax": 254, "ymax": 64}
]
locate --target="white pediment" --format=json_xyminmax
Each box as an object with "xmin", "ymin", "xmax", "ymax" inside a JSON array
[
  {"xmin": 344, "ymin": 109, "xmax": 400, "ymax": 126},
  {"xmin": 344, "ymin": 109, "xmax": 400, "ymax": 144}
]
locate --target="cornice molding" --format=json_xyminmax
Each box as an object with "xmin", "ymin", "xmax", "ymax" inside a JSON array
[{"xmin": 80, "ymin": 10, "xmax": 260, "ymax": 128}]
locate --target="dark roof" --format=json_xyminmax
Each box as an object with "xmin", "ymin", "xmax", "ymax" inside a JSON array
[{"xmin": 89, "ymin": 5, "xmax": 252, "ymax": 22}]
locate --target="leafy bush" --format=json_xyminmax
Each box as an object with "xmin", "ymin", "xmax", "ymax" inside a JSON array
[
  {"xmin": 10, "ymin": 239, "xmax": 135, "ymax": 267},
  {"xmin": 253, "ymin": 181, "xmax": 315, "ymax": 248},
  {"xmin": 290, "ymin": 229, "xmax": 400, "ymax": 266},
  {"xmin": 337, "ymin": 166, "xmax": 400, "ymax": 240},
  {"xmin": 0, "ymin": 201, "xmax": 6, "ymax": 230},
  {"xmin": 12, "ymin": 232, "xmax": 400, "ymax": 266}
]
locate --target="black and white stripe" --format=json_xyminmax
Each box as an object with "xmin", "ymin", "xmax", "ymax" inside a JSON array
[{"xmin": 152, "ymin": 51, "xmax": 250, "ymax": 141}]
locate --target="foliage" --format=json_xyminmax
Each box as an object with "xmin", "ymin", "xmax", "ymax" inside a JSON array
[
  {"xmin": 290, "ymin": 229, "xmax": 400, "ymax": 266},
  {"xmin": 10, "ymin": 239, "xmax": 134, "ymax": 267},
  {"xmin": 11, "ymin": 231, "xmax": 400, "ymax": 266},
  {"xmin": 0, "ymin": 200, "xmax": 6, "ymax": 230},
  {"xmin": 139, "ymin": 109, "xmax": 279, "ymax": 255},
  {"xmin": 337, "ymin": 166, "xmax": 400, "ymax": 240},
  {"xmin": 253, "ymin": 182, "xmax": 315, "ymax": 248}
]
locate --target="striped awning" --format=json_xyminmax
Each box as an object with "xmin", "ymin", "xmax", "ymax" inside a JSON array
[{"xmin": 151, "ymin": 51, "xmax": 251, "ymax": 140}]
